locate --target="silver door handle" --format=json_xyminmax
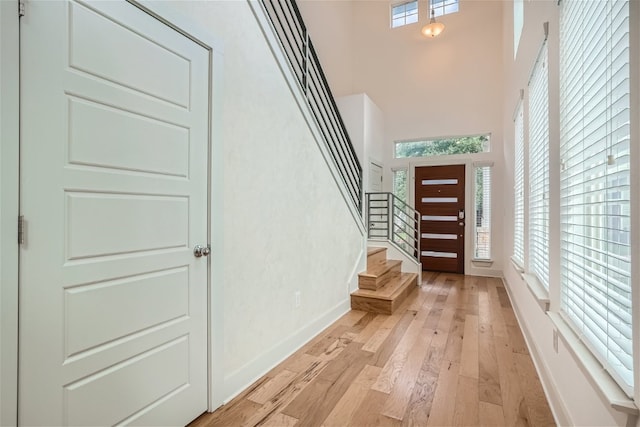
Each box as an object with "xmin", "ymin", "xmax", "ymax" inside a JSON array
[{"xmin": 194, "ymin": 245, "xmax": 210, "ymax": 257}]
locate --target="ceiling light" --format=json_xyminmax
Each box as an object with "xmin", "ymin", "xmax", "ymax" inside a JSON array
[{"xmin": 422, "ymin": 8, "xmax": 445, "ymax": 38}]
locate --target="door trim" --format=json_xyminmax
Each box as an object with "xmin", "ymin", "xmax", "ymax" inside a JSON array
[{"xmin": 0, "ymin": 1, "xmax": 20, "ymax": 425}]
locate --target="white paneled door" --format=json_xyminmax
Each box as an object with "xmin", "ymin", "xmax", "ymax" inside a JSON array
[
  {"xmin": 19, "ymin": 1, "xmax": 209, "ymax": 425},
  {"xmin": 369, "ymin": 162, "xmax": 383, "ymax": 192}
]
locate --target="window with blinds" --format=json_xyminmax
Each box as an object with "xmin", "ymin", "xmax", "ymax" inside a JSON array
[
  {"xmin": 528, "ymin": 41, "xmax": 550, "ymax": 289},
  {"xmin": 474, "ymin": 166, "xmax": 491, "ymax": 259},
  {"xmin": 513, "ymin": 102, "xmax": 525, "ymax": 267},
  {"xmin": 559, "ymin": 0, "xmax": 632, "ymax": 394}
]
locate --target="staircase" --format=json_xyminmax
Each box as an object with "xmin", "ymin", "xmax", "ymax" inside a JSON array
[{"xmin": 350, "ymin": 247, "xmax": 419, "ymax": 314}]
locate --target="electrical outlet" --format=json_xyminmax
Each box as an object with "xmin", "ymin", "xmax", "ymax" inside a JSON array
[
  {"xmin": 295, "ymin": 291, "xmax": 301, "ymax": 308},
  {"xmin": 553, "ymin": 329, "xmax": 559, "ymax": 353}
]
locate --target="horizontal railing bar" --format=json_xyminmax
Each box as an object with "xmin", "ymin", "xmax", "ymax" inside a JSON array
[
  {"xmin": 393, "ymin": 233, "xmax": 415, "ymax": 249},
  {"xmin": 282, "ymin": 0, "xmax": 306, "ymax": 41},
  {"xmin": 393, "ymin": 229, "xmax": 417, "ymax": 242},
  {"xmin": 365, "ymin": 192, "xmax": 420, "ymax": 262},
  {"xmin": 307, "ymin": 81, "xmax": 359, "ymax": 193},
  {"xmin": 307, "ymin": 73, "xmax": 360, "ymax": 193},
  {"xmin": 394, "ymin": 231, "xmax": 418, "ymax": 245},
  {"xmin": 393, "ymin": 212, "xmax": 416, "ymax": 229},
  {"xmin": 307, "ymin": 96, "xmax": 360, "ymax": 204},
  {"xmin": 307, "ymin": 74, "xmax": 360, "ymax": 184}
]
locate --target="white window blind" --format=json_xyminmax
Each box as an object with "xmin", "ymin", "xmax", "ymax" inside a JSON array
[
  {"xmin": 513, "ymin": 102, "xmax": 525, "ymax": 267},
  {"xmin": 559, "ymin": 0, "xmax": 632, "ymax": 394},
  {"xmin": 474, "ymin": 166, "xmax": 491, "ymax": 259},
  {"xmin": 528, "ymin": 41, "xmax": 550, "ymax": 289}
]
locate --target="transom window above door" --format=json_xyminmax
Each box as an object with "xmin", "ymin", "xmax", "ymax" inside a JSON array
[{"xmin": 394, "ymin": 134, "xmax": 490, "ymax": 158}]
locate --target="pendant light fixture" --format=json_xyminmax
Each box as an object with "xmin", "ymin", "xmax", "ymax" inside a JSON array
[{"xmin": 422, "ymin": 7, "xmax": 445, "ymax": 38}]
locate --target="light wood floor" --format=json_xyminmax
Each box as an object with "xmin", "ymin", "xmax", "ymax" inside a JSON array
[{"xmin": 191, "ymin": 273, "xmax": 556, "ymax": 427}]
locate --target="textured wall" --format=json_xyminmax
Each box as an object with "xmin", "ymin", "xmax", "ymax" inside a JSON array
[{"xmin": 163, "ymin": 0, "xmax": 365, "ymax": 404}]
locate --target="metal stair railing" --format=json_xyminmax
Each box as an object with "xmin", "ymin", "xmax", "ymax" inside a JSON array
[
  {"xmin": 366, "ymin": 192, "xmax": 420, "ymax": 262},
  {"xmin": 259, "ymin": 0, "xmax": 363, "ymax": 213}
]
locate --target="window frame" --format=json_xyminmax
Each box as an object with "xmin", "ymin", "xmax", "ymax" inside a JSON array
[
  {"xmin": 392, "ymin": 168, "xmax": 408, "ymax": 203},
  {"xmin": 512, "ymin": 99, "xmax": 525, "ymax": 270},
  {"xmin": 394, "ymin": 134, "xmax": 491, "ymax": 159},
  {"xmin": 431, "ymin": 0, "xmax": 459, "ymax": 17},
  {"xmin": 473, "ymin": 163, "xmax": 492, "ymax": 261},
  {"xmin": 391, "ymin": 0, "xmax": 419, "ymax": 28},
  {"xmin": 527, "ymin": 40, "xmax": 550, "ymax": 290}
]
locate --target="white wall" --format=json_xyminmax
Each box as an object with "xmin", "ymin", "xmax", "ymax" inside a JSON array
[
  {"xmin": 337, "ymin": 93, "xmax": 385, "ymax": 194},
  {"xmin": 500, "ymin": 1, "xmax": 634, "ymax": 425},
  {"xmin": 300, "ymin": 0, "xmax": 505, "ymax": 277},
  {"xmin": 350, "ymin": 1, "xmax": 503, "ymax": 147},
  {"xmin": 364, "ymin": 95, "xmax": 385, "ymax": 168},
  {"xmin": 300, "ymin": 0, "xmax": 505, "ymax": 157},
  {"xmin": 298, "ymin": 0, "xmax": 355, "ymax": 97}
]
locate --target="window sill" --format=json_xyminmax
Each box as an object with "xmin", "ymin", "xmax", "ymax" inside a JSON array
[
  {"xmin": 510, "ymin": 256, "xmax": 524, "ymax": 273},
  {"xmin": 547, "ymin": 312, "xmax": 638, "ymax": 416},
  {"xmin": 522, "ymin": 273, "xmax": 550, "ymax": 312},
  {"xmin": 471, "ymin": 258, "xmax": 493, "ymax": 267}
]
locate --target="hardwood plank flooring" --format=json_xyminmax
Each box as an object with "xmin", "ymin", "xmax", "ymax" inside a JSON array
[{"xmin": 190, "ymin": 274, "xmax": 555, "ymax": 427}]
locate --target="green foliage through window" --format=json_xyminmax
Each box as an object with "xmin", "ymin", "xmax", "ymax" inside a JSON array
[
  {"xmin": 395, "ymin": 135, "xmax": 489, "ymax": 158},
  {"xmin": 393, "ymin": 169, "xmax": 407, "ymax": 203}
]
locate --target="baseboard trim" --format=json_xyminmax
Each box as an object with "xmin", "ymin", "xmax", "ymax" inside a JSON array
[
  {"xmin": 501, "ymin": 275, "xmax": 572, "ymax": 427},
  {"xmin": 221, "ymin": 298, "xmax": 351, "ymax": 406}
]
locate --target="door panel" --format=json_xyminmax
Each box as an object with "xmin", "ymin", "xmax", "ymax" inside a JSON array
[
  {"xmin": 19, "ymin": 1, "xmax": 209, "ymax": 425},
  {"xmin": 369, "ymin": 162, "xmax": 383, "ymax": 192},
  {"xmin": 415, "ymin": 165, "xmax": 465, "ymax": 273}
]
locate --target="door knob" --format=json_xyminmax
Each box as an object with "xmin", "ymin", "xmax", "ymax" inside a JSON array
[{"xmin": 194, "ymin": 245, "xmax": 210, "ymax": 257}]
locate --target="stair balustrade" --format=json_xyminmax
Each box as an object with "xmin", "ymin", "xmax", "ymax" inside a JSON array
[
  {"xmin": 366, "ymin": 192, "xmax": 421, "ymax": 263},
  {"xmin": 259, "ymin": 0, "xmax": 363, "ymax": 213}
]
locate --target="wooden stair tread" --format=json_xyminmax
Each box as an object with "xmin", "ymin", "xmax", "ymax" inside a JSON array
[
  {"xmin": 359, "ymin": 259, "xmax": 401, "ymax": 278},
  {"xmin": 367, "ymin": 246, "xmax": 386, "ymax": 256},
  {"xmin": 351, "ymin": 272, "xmax": 418, "ymax": 301}
]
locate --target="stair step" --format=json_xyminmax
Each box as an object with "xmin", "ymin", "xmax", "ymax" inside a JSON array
[
  {"xmin": 367, "ymin": 246, "xmax": 387, "ymax": 268},
  {"xmin": 351, "ymin": 272, "xmax": 419, "ymax": 315},
  {"xmin": 358, "ymin": 259, "xmax": 401, "ymax": 290}
]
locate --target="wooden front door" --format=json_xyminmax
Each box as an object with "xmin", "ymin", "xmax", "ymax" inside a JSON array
[{"xmin": 415, "ymin": 165, "xmax": 465, "ymax": 273}]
